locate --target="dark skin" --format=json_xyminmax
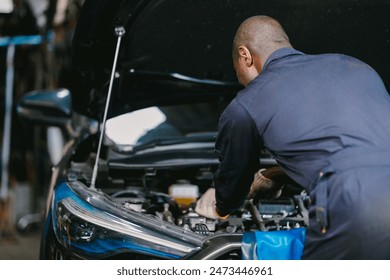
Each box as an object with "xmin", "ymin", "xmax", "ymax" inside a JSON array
[{"xmin": 232, "ymin": 15, "xmax": 292, "ymax": 86}]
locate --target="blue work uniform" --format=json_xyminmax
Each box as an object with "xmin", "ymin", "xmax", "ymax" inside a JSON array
[{"xmin": 214, "ymin": 47, "xmax": 390, "ymax": 259}]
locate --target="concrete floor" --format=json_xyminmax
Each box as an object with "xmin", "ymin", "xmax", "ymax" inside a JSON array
[
  {"xmin": 0, "ymin": 182, "xmax": 43, "ymax": 260},
  {"xmin": 0, "ymin": 228, "xmax": 41, "ymax": 260}
]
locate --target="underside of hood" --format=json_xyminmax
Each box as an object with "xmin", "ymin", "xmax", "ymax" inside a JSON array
[{"xmin": 70, "ymin": 0, "xmax": 390, "ymax": 119}]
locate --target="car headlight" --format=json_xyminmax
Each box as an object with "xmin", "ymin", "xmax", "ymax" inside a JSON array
[{"xmin": 52, "ymin": 182, "xmax": 203, "ymax": 259}]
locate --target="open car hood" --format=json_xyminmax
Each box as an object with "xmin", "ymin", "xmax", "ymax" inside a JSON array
[{"xmin": 70, "ymin": 0, "xmax": 390, "ymax": 119}]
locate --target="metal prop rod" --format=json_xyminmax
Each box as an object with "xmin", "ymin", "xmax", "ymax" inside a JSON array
[
  {"xmin": 90, "ymin": 27, "xmax": 125, "ymax": 189},
  {"xmin": 0, "ymin": 44, "xmax": 15, "ymax": 200}
]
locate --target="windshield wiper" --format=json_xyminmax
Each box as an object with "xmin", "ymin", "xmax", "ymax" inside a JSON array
[{"xmin": 118, "ymin": 133, "xmax": 217, "ymax": 154}]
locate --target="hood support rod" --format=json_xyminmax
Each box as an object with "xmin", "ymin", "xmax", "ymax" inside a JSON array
[{"xmin": 90, "ymin": 26, "xmax": 125, "ymax": 189}]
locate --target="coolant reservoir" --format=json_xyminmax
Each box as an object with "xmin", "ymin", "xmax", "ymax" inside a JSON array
[{"xmin": 168, "ymin": 180, "xmax": 199, "ymax": 207}]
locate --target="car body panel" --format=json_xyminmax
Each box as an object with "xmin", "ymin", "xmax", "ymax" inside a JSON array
[{"xmin": 70, "ymin": 0, "xmax": 390, "ymax": 118}]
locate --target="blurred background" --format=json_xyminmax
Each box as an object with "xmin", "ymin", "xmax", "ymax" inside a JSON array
[{"xmin": 0, "ymin": 0, "xmax": 84, "ymax": 259}]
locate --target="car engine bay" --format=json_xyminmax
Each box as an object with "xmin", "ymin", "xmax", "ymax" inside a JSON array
[{"xmin": 67, "ymin": 158, "xmax": 309, "ymax": 238}]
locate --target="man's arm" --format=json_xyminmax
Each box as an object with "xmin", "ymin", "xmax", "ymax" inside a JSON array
[{"xmin": 213, "ymin": 100, "xmax": 261, "ymax": 216}]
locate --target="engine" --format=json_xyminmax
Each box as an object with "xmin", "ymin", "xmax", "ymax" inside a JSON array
[
  {"xmin": 67, "ymin": 161, "xmax": 309, "ymax": 238},
  {"xmin": 108, "ymin": 181, "xmax": 309, "ymax": 236}
]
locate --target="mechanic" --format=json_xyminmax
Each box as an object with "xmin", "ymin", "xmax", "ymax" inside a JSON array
[{"xmin": 195, "ymin": 15, "xmax": 390, "ymax": 259}]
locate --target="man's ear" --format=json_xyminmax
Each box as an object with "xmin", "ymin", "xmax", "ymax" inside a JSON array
[{"xmin": 238, "ymin": 46, "xmax": 253, "ymax": 67}]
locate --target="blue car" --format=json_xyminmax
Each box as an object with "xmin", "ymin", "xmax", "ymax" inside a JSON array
[{"xmin": 17, "ymin": 0, "xmax": 389, "ymax": 260}]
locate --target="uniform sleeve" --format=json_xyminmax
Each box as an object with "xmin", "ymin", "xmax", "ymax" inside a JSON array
[{"xmin": 214, "ymin": 99, "xmax": 261, "ymax": 216}]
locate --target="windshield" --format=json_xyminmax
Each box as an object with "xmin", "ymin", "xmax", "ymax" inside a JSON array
[{"xmin": 105, "ymin": 101, "xmax": 226, "ymax": 146}]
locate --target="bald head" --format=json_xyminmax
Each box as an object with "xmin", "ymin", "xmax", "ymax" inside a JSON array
[
  {"xmin": 233, "ymin": 15, "xmax": 291, "ymax": 61},
  {"xmin": 231, "ymin": 16, "xmax": 292, "ymax": 86}
]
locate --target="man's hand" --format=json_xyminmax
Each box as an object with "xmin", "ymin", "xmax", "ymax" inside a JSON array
[
  {"xmin": 247, "ymin": 168, "xmax": 284, "ymax": 204},
  {"xmin": 195, "ymin": 188, "xmax": 228, "ymax": 220}
]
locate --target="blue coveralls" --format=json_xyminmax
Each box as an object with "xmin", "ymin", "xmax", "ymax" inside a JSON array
[{"xmin": 214, "ymin": 47, "xmax": 390, "ymax": 259}]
